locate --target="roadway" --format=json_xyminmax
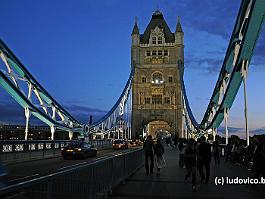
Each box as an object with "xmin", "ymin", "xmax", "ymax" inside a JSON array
[{"xmin": 5, "ymin": 147, "xmax": 140, "ymax": 185}]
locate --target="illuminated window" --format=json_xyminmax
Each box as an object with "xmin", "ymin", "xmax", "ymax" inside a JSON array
[
  {"xmin": 152, "ymin": 37, "xmax": 156, "ymax": 44},
  {"xmin": 152, "ymin": 95, "xmax": 162, "ymax": 104},
  {"xmin": 152, "ymin": 72, "xmax": 163, "ymax": 82},
  {"xmin": 145, "ymin": 97, "xmax": 151, "ymax": 104},
  {"xmin": 158, "ymin": 37, "xmax": 162, "ymax": 44}
]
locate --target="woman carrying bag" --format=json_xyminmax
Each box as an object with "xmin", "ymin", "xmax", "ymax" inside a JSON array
[{"xmin": 154, "ymin": 138, "xmax": 166, "ymax": 175}]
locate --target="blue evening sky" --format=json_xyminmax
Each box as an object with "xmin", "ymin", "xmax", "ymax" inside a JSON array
[{"xmin": 0, "ymin": 0, "xmax": 264, "ymax": 136}]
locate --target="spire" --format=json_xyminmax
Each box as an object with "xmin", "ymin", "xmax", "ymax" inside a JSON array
[
  {"xmin": 176, "ymin": 16, "xmax": 183, "ymax": 32},
  {"xmin": 153, "ymin": 9, "xmax": 163, "ymax": 16},
  {"xmin": 131, "ymin": 16, "xmax": 140, "ymax": 35}
]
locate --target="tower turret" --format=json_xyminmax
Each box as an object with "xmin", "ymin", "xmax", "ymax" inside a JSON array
[
  {"xmin": 175, "ymin": 16, "xmax": 184, "ymax": 63},
  {"xmin": 131, "ymin": 17, "xmax": 140, "ymax": 46},
  {"xmin": 175, "ymin": 16, "xmax": 184, "ymax": 45}
]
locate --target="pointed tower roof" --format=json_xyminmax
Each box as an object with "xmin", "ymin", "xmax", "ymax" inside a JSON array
[
  {"xmin": 176, "ymin": 16, "xmax": 183, "ymax": 32},
  {"xmin": 140, "ymin": 10, "xmax": 175, "ymax": 44},
  {"xmin": 131, "ymin": 16, "xmax": 140, "ymax": 35},
  {"xmin": 132, "ymin": 23, "xmax": 139, "ymax": 35}
]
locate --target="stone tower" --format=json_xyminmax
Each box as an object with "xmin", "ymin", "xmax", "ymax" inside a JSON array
[{"xmin": 131, "ymin": 10, "xmax": 184, "ymax": 138}]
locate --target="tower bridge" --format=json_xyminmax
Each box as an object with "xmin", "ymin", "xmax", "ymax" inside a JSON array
[
  {"xmin": 131, "ymin": 10, "xmax": 184, "ymax": 139},
  {"xmin": 0, "ymin": 0, "xmax": 265, "ymax": 198}
]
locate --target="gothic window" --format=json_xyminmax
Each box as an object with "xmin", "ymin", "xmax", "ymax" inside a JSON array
[
  {"xmin": 164, "ymin": 97, "xmax": 170, "ymax": 104},
  {"xmin": 158, "ymin": 37, "xmax": 162, "ymax": 44},
  {"xmin": 158, "ymin": 50, "xmax": 162, "ymax": 56},
  {"xmin": 164, "ymin": 50, "xmax": 168, "ymax": 56},
  {"xmin": 146, "ymin": 50, "xmax": 151, "ymax": 56},
  {"xmin": 142, "ymin": 77, "xmax": 146, "ymax": 83},
  {"xmin": 152, "ymin": 37, "xmax": 156, "ymax": 44},
  {"xmin": 168, "ymin": 76, "xmax": 173, "ymax": 83},
  {"xmin": 152, "ymin": 95, "xmax": 162, "ymax": 104},
  {"xmin": 145, "ymin": 97, "xmax": 151, "ymax": 104},
  {"xmin": 152, "ymin": 50, "xmax": 157, "ymax": 56}
]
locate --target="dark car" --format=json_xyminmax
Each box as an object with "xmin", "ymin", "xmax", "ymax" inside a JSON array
[
  {"xmin": 61, "ymin": 141, "xmax": 97, "ymax": 159},
  {"xmin": 113, "ymin": 139, "xmax": 128, "ymax": 150}
]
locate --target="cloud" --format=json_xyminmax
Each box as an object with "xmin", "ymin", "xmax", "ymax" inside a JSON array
[
  {"xmin": 217, "ymin": 126, "xmax": 265, "ymax": 139},
  {"xmin": 0, "ymin": 91, "xmax": 107, "ymax": 125},
  {"xmin": 186, "ymin": 56, "xmax": 223, "ymax": 74},
  {"xmin": 164, "ymin": 0, "xmax": 240, "ymax": 39}
]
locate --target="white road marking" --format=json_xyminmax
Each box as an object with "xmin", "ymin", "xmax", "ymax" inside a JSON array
[
  {"xmin": 10, "ymin": 173, "xmax": 39, "ymax": 182},
  {"xmin": 57, "ymin": 162, "xmax": 87, "ymax": 171}
]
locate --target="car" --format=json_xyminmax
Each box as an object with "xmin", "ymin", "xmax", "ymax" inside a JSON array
[
  {"xmin": 129, "ymin": 139, "xmax": 141, "ymax": 147},
  {"xmin": 112, "ymin": 139, "xmax": 128, "ymax": 150},
  {"xmin": 61, "ymin": 141, "xmax": 97, "ymax": 159}
]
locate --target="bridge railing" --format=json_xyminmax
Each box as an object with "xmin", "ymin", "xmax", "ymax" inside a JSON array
[
  {"xmin": 0, "ymin": 148, "xmax": 144, "ymax": 199},
  {"xmin": 0, "ymin": 139, "xmax": 112, "ymax": 163}
]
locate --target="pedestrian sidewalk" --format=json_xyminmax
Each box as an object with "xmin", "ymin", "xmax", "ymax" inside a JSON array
[{"xmin": 108, "ymin": 146, "xmax": 264, "ymax": 199}]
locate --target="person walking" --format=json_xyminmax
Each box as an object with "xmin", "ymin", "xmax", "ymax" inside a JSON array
[
  {"xmin": 143, "ymin": 135, "xmax": 154, "ymax": 175},
  {"xmin": 178, "ymin": 139, "xmax": 185, "ymax": 168},
  {"xmin": 197, "ymin": 136, "xmax": 211, "ymax": 183},
  {"xmin": 184, "ymin": 138, "xmax": 197, "ymax": 192},
  {"xmin": 154, "ymin": 138, "xmax": 166, "ymax": 175},
  {"xmin": 213, "ymin": 140, "xmax": 220, "ymax": 165}
]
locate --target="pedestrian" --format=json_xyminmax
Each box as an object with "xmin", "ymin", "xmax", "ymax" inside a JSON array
[
  {"xmin": 213, "ymin": 140, "xmax": 220, "ymax": 165},
  {"xmin": 178, "ymin": 139, "xmax": 185, "ymax": 168},
  {"xmin": 184, "ymin": 138, "xmax": 197, "ymax": 192},
  {"xmin": 225, "ymin": 142, "xmax": 232, "ymax": 162},
  {"xmin": 154, "ymin": 138, "xmax": 166, "ymax": 175},
  {"xmin": 197, "ymin": 136, "xmax": 211, "ymax": 183},
  {"xmin": 143, "ymin": 135, "xmax": 154, "ymax": 175},
  {"xmin": 253, "ymin": 142, "xmax": 265, "ymax": 178}
]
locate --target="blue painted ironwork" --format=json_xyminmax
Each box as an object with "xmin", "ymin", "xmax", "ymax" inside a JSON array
[{"xmin": 180, "ymin": 0, "xmax": 265, "ymax": 134}]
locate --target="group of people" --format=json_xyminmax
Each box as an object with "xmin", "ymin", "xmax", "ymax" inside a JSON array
[
  {"xmin": 182, "ymin": 136, "xmax": 212, "ymax": 191},
  {"xmin": 225, "ymin": 138, "xmax": 265, "ymax": 178},
  {"xmin": 143, "ymin": 135, "xmax": 166, "ymax": 175},
  {"xmin": 143, "ymin": 135, "xmax": 216, "ymax": 192}
]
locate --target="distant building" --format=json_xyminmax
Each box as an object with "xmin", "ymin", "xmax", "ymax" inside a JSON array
[
  {"xmin": 0, "ymin": 125, "xmax": 70, "ymax": 140},
  {"xmin": 131, "ymin": 10, "xmax": 184, "ymax": 138}
]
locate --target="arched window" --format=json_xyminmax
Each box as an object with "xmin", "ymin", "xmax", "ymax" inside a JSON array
[{"xmin": 152, "ymin": 72, "xmax": 163, "ymax": 84}]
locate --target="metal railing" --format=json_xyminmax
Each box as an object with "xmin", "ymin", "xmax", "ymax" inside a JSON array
[
  {"xmin": 0, "ymin": 148, "xmax": 144, "ymax": 199},
  {"xmin": 0, "ymin": 140, "xmax": 112, "ymax": 163}
]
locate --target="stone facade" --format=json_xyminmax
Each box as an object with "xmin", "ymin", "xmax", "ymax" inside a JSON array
[{"xmin": 131, "ymin": 11, "xmax": 184, "ymax": 138}]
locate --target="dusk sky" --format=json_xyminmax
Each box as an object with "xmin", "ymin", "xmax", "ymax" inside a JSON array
[{"xmin": 0, "ymin": 0, "xmax": 264, "ymax": 137}]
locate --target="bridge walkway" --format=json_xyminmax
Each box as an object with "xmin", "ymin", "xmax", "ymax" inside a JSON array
[{"xmin": 108, "ymin": 146, "xmax": 264, "ymax": 199}]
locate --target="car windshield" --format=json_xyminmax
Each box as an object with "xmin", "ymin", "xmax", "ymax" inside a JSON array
[{"xmin": 67, "ymin": 142, "xmax": 82, "ymax": 148}]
